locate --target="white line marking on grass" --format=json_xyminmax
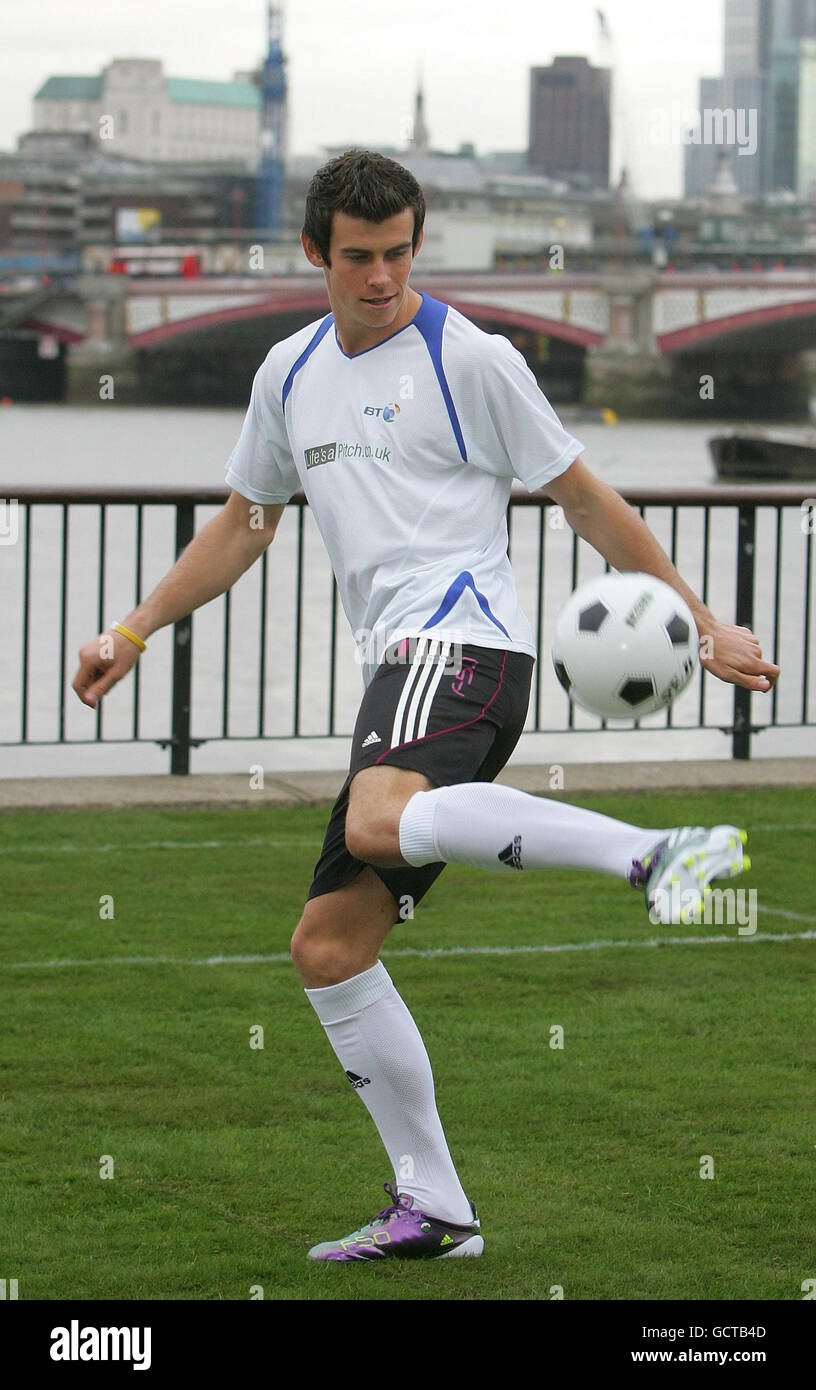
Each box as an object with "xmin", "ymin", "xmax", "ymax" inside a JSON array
[
  {"xmin": 759, "ymin": 905, "xmax": 816, "ymax": 923},
  {"xmin": 6, "ymin": 817, "xmax": 816, "ymax": 850},
  {"xmin": 4, "ymin": 927, "xmax": 814, "ymax": 970},
  {"xmin": 745, "ymin": 825, "xmax": 816, "ymax": 832},
  {"xmin": 1, "ymin": 824, "xmax": 813, "ymax": 855},
  {"xmin": 0, "ymin": 838, "xmax": 324, "ymax": 854}
]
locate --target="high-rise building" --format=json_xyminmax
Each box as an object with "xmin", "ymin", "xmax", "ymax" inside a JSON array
[
  {"xmin": 683, "ymin": 72, "xmax": 768, "ymax": 199},
  {"xmin": 685, "ymin": 0, "xmax": 816, "ymax": 198},
  {"xmin": 724, "ymin": 0, "xmax": 773, "ymax": 75},
  {"xmin": 709, "ymin": 0, "xmax": 772, "ymax": 197},
  {"xmin": 768, "ymin": 0, "xmax": 816, "ymax": 189},
  {"xmin": 772, "ymin": 0, "xmax": 816, "ymax": 44},
  {"xmin": 796, "ymin": 36, "xmax": 816, "ymax": 195},
  {"xmin": 528, "ymin": 56, "xmax": 610, "ymax": 189}
]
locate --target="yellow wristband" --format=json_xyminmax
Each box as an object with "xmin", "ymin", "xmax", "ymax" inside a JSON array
[{"xmin": 111, "ymin": 622, "xmax": 147, "ymax": 652}]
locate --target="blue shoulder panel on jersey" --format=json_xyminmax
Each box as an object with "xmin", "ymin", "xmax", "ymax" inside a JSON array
[
  {"xmin": 412, "ymin": 295, "xmax": 468, "ymax": 462},
  {"xmin": 420, "ymin": 570, "xmax": 510, "ymax": 638},
  {"xmin": 281, "ymin": 315, "xmax": 334, "ymax": 410}
]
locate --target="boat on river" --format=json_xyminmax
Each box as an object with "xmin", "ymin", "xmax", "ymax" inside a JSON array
[{"xmin": 709, "ymin": 432, "xmax": 816, "ymax": 481}]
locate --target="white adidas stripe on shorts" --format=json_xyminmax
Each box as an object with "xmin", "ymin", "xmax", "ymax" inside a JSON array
[{"xmin": 389, "ymin": 638, "xmax": 454, "ymax": 751}]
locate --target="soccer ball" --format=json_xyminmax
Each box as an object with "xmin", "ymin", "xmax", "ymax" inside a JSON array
[{"xmin": 551, "ymin": 572, "xmax": 699, "ymax": 720}]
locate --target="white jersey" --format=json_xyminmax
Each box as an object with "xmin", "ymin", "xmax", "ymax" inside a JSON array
[{"xmin": 225, "ymin": 291, "xmax": 583, "ymax": 687}]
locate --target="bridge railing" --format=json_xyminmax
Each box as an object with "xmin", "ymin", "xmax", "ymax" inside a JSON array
[{"xmin": 0, "ymin": 484, "xmax": 812, "ymax": 771}]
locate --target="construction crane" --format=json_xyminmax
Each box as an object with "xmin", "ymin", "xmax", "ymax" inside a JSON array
[
  {"xmin": 255, "ymin": 2, "xmax": 287, "ymax": 233},
  {"xmin": 596, "ymin": 7, "xmax": 651, "ymax": 258}
]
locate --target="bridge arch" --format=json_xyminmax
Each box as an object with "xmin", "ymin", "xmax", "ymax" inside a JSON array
[{"xmin": 657, "ymin": 298, "xmax": 816, "ymax": 355}]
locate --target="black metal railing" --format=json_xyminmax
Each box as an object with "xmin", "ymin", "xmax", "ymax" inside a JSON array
[{"xmin": 1, "ymin": 484, "xmax": 813, "ymax": 771}]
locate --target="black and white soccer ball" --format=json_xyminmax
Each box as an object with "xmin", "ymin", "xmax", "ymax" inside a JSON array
[{"xmin": 551, "ymin": 572, "xmax": 699, "ymax": 720}]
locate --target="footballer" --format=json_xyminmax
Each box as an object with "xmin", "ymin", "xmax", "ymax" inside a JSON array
[{"xmin": 74, "ymin": 150, "xmax": 780, "ymax": 1262}]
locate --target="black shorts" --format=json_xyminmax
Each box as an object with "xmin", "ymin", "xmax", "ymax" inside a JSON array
[{"xmin": 306, "ymin": 636, "xmax": 535, "ymax": 924}]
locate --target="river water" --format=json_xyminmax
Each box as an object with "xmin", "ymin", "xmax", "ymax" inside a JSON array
[{"xmin": 1, "ymin": 404, "xmax": 813, "ymax": 779}]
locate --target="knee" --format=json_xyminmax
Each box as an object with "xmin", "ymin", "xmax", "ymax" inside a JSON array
[
  {"xmin": 344, "ymin": 804, "xmax": 398, "ymax": 865},
  {"xmin": 290, "ymin": 913, "xmax": 355, "ymax": 988}
]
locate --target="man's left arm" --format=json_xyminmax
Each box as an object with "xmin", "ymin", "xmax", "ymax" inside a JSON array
[{"xmin": 544, "ymin": 458, "xmax": 780, "ymax": 693}]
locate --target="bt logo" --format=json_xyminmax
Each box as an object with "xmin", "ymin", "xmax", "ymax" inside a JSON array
[{"xmin": 363, "ymin": 403, "xmax": 401, "ymax": 422}]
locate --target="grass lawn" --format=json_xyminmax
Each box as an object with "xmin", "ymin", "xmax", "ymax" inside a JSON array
[{"xmin": 1, "ymin": 786, "xmax": 813, "ymax": 1301}]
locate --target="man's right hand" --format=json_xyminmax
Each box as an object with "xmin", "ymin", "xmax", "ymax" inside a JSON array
[{"xmin": 72, "ymin": 628, "xmax": 144, "ymax": 708}]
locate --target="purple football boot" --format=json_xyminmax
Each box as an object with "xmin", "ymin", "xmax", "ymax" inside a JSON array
[{"xmin": 307, "ymin": 1183, "xmax": 484, "ymax": 1261}]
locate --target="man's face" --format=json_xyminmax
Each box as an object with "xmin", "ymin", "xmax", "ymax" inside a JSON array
[{"xmin": 303, "ymin": 208, "xmax": 422, "ymax": 335}]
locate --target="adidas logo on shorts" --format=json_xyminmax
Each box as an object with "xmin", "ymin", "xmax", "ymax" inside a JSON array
[{"xmin": 362, "ymin": 730, "xmax": 381, "ymax": 747}]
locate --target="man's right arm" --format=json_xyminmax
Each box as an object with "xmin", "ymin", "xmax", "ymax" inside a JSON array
[{"xmin": 72, "ymin": 491, "xmax": 285, "ymax": 707}]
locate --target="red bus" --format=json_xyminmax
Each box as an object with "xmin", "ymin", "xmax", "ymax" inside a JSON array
[{"xmin": 108, "ymin": 247, "xmax": 204, "ymax": 277}]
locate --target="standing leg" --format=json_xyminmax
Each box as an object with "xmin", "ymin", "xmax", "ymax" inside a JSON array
[{"xmin": 291, "ymin": 864, "xmax": 474, "ymax": 1226}]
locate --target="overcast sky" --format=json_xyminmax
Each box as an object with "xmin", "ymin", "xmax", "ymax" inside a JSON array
[{"xmin": 0, "ymin": 0, "xmax": 725, "ymax": 198}]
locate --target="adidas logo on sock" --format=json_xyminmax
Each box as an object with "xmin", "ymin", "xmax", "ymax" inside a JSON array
[
  {"xmin": 345, "ymin": 1070, "xmax": 371, "ymax": 1089},
  {"xmin": 362, "ymin": 731, "xmax": 381, "ymax": 747},
  {"xmin": 498, "ymin": 833, "xmax": 523, "ymax": 870}
]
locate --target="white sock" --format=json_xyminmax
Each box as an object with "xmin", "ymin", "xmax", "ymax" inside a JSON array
[
  {"xmin": 304, "ymin": 961, "xmax": 473, "ymax": 1226},
  {"xmin": 399, "ymin": 782, "xmax": 665, "ymax": 877}
]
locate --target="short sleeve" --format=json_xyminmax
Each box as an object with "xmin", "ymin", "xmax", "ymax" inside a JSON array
[
  {"xmin": 224, "ymin": 357, "xmax": 301, "ymax": 504},
  {"xmin": 462, "ymin": 334, "xmax": 584, "ymax": 492}
]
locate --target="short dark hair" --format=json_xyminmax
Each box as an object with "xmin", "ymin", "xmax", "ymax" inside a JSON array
[{"xmin": 302, "ymin": 149, "xmax": 426, "ymax": 266}]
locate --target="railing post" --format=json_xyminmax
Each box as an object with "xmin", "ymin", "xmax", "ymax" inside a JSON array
[
  {"xmin": 732, "ymin": 504, "xmax": 756, "ymax": 760},
  {"xmin": 170, "ymin": 502, "xmax": 195, "ymax": 774}
]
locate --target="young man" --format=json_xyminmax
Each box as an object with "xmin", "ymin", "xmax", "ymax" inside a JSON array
[{"xmin": 73, "ymin": 150, "xmax": 779, "ymax": 1263}]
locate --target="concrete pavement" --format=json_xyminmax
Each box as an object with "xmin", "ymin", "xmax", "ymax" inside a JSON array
[{"xmin": 0, "ymin": 758, "xmax": 813, "ymax": 813}]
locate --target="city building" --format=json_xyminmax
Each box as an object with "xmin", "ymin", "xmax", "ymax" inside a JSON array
[
  {"xmin": 768, "ymin": 0, "xmax": 816, "ymax": 189},
  {"xmin": 686, "ymin": 0, "xmax": 772, "ymax": 198},
  {"xmin": 0, "ymin": 132, "xmax": 258, "ymax": 260},
  {"xmin": 797, "ymin": 36, "xmax": 816, "ymax": 196},
  {"xmin": 682, "ymin": 72, "xmax": 769, "ymax": 200},
  {"xmin": 33, "ymin": 58, "xmax": 260, "ymax": 166},
  {"xmin": 724, "ymin": 0, "xmax": 774, "ymax": 74},
  {"xmin": 528, "ymin": 56, "xmax": 611, "ymax": 189},
  {"xmin": 686, "ymin": 0, "xmax": 816, "ymax": 198}
]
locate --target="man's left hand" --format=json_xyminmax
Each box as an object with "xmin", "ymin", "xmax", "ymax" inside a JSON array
[{"xmin": 699, "ymin": 621, "xmax": 780, "ymax": 692}]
